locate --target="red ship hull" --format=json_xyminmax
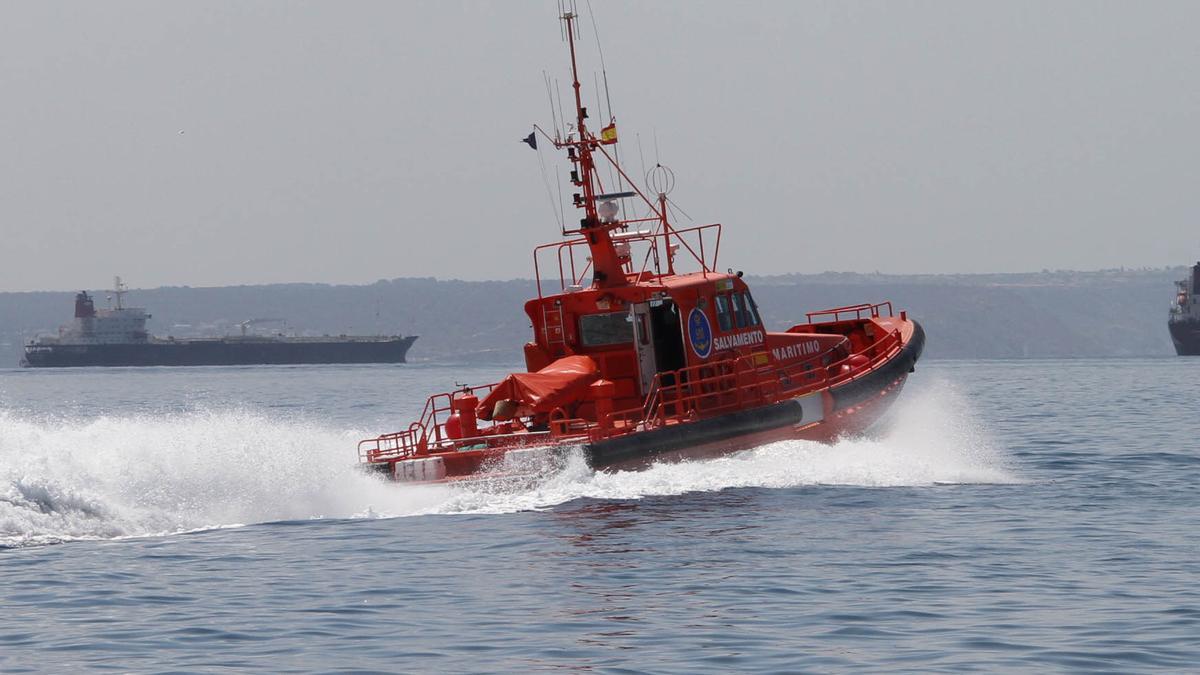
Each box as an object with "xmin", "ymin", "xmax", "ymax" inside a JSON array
[
  {"xmin": 585, "ymin": 321, "xmax": 923, "ymax": 471},
  {"xmin": 361, "ymin": 314, "xmax": 924, "ymax": 484}
]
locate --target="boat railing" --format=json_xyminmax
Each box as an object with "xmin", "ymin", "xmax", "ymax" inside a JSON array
[
  {"xmin": 532, "ymin": 223, "xmax": 723, "ymax": 298},
  {"xmin": 357, "ymin": 381, "xmax": 502, "ymax": 462},
  {"xmin": 548, "ymin": 407, "xmax": 596, "ymax": 439},
  {"xmin": 806, "ymin": 302, "xmax": 894, "ymax": 324},
  {"xmin": 607, "ymin": 326, "xmax": 904, "ymax": 437},
  {"xmin": 788, "ymin": 327, "xmax": 903, "ymax": 390},
  {"xmin": 358, "ymin": 427, "xmax": 557, "ymax": 464},
  {"xmin": 651, "ymin": 359, "xmax": 776, "ymax": 425},
  {"xmin": 358, "ymin": 422, "xmax": 427, "ymax": 463}
]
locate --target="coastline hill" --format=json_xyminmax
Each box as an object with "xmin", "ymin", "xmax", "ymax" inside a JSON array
[{"xmin": 0, "ymin": 268, "xmax": 1180, "ymax": 366}]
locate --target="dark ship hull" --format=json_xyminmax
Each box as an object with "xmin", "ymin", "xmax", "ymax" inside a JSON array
[
  {"xmin": 1168, "ymin": 320, "xmax": 1200, "ymax": 356},
  {"xmin": 22, "ymin": 335, "xmax": 417, "ymax": 368}
]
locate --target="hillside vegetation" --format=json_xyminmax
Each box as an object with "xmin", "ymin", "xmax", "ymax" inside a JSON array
[{"xmin": 0, "ymin": 268, "xmax": 1182, "ymax": 367}]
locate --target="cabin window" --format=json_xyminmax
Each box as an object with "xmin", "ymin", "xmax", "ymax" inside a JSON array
[
  {"xmin": 579, "ymin": 311, "xmax": 634, "ymax": 347},
  {"xmin": 731, "ymin": 293, "xmax": 748, "ymax": 329},
  {"xmin": 744, "ymin": 293, "xmax": 762, "ymax": 326},
  {"xmin": 714, "ymin": 294, "xmax": 733, "ymax": 331}
]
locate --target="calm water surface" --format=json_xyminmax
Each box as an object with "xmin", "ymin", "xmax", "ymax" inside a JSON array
[{"xmin": 1, "ymin": 358, "xmax": 1197, "ymax": 672}]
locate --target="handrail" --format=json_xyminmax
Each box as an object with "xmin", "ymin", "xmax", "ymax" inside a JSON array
[
  {"xmin": 611, "ymin": 325, "xmax": 904, "ymax": 436},
  {"xmin": 531, "ymin": 223, "xmax": 723, "ymax": 299},
  {"xmin": 360, "ymin": 381, "xmax": 502, "ymax": 461},
  {"xmin": 359, "ymin": 429, "xmax": 557, "ymax": 463},
  {"xmin": 806, "ymin": 302, "xmax": 894, "ymax": 324}
]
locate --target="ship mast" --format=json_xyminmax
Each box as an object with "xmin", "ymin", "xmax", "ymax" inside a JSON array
[
  {"xmin": 557, "ymin": 8, "xmax": 627, "ymax": 289},
  {"xmin": 112, "ymin": 276, "xmax": 127, "ymax": 310}
]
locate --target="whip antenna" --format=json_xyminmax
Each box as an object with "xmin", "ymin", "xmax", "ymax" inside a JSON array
[
  {"xmin": 535, "ymin": 137, "xmax": 565, "ymax": 232},
  {"xmin": 555, "ymin": 79, "xmax": 568, "ymax": 135},
  {"xmin": 543, "ymin": 71, "xmax": 560, "ymax": 139},
  {"xmin": 585, "ymin": 0, "xmax": 615, "ymax": 124},
  {"xmin": 585, "ymin": 0, "xmax": 627, "ymax": 219}
]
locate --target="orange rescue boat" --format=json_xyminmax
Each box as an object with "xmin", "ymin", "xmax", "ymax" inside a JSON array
[{"xmin": 358, "ymin": 8, "xmax": 924, "ymax": 484}]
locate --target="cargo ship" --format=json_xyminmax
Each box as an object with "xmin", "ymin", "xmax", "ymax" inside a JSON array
[
  {"xmin": 1169, "ymin": 262, "xmax": 1200, "ymax": 356},
  {"xmin": 21, "ymin": 278, "xmax": 417, "ymax": 367},
  {"xmin": 355, "ymin": 8, "xmax": 923, "ymax": 484}
]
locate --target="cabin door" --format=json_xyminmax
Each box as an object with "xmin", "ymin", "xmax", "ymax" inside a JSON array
[
  {"xmin": 631, "ymin": 303, "xmax": 658, "ymax": 396},
  {"xmin": 649, "ymin": 300, "xmax": 685, "ymax": 374}
]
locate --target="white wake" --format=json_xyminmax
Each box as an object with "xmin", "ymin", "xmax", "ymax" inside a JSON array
[
  {"xmin": 0, "ymin": 379, "xmax": 1015, "ymax": 547},
  {"xmin": 432, "ymin": 379, "xmax": 1018, "ymax": 514}
]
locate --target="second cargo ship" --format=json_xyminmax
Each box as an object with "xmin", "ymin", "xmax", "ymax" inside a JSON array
[
  {"xmin": 21, "ymin": 278, "xmax": 417, "ymax": 367},
  {"xmin": 1169, "ymin": 261, "xmax": 1200, "ymax": 356}
]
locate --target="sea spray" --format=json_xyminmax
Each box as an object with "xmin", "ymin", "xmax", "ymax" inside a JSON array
[
  {"xmin": 431, "ymin": 377, "xmax": 1020, "ymax": 513},
  {"xmin": 0, "ymin": 409, "xmax": 451, "ymax": 547},
  {"xmin": 0, "ymin": 378, "xmax": 1015, "ymax": 546}
]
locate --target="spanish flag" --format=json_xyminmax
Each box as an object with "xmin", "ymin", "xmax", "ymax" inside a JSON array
[{"xmin": 599, "ymin": 122, "xmax": 617, "ymax": 145}]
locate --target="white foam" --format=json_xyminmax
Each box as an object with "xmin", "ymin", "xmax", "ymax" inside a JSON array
[
  {"xmin": 0, "ymin": 379, "xmax": 1016, "ymax": 546},
  {"xmin": 0, "ymin": 409, "xmax": 453, "ymax": 548},
  {"xmin": 426, "ymin": 378, "xmax": 1020, "ymax": 514}
]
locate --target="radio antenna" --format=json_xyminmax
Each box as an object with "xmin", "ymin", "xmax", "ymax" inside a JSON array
[
  {"xmin": 555, "ymin": 78, "xmax": 568, "ymax": 135},
  {"xmin": 585, "ymin": 0, "xmax": 627, "ymax": 219},
  {"xmin": 585, "ymin": 0, "xmax": 614, "ymax": 122},
  {"xmin": 543, "ymin": 71, "xmax": 559, "ymax": 138}
]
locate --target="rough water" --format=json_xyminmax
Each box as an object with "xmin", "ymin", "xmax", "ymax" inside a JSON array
[{"xmin": 1, "ymin": 359, "xmax": 1197, "ymax": 672}]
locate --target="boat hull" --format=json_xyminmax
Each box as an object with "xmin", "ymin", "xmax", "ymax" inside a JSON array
[
  {"xmin": 1169, "ymin": 319, "xmax": 1200, "ymax": 356},
  {"xmin": 584, "ymin": 321, "xmax": 924, "ymax": 470},
  {"xmin": 372, "ymin": 321, "xmax": 924, "ymax": 483},
  {"xmin": 21, "ymin": 336, "xmax": 417, "ymax": 367}
]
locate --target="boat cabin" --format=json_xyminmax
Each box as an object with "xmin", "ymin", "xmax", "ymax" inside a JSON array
[
  {"xmin": 466, "ymin": 239, "xmax": 854, "ymax": 432},
  {"xmin": 521, "ymin": 271, "xmax": 770, "ymax": 409}
]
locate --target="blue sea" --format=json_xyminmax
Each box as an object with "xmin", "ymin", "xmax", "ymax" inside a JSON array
[{"xmin": 1, "ymin": 358, "xmax": 1197, "ymax": 672}]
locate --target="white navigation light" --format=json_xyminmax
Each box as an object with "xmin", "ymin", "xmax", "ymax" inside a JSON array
[{"xmin": 599, "ymin": 199, "xmax": 619, "ymax": 223}]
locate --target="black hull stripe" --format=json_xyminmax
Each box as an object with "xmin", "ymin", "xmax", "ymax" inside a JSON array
[
  {"xmin": 829, "ymin": 321, "xmax": 925, "ymax": 409},
  {"xmin": 584, "ymin": 398, "xmax": 805, "ymax": 470}
]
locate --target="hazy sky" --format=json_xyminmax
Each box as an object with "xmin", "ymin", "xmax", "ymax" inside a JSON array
[{"xmin": 2, "ymin": 1, "xmax": 1198, "ymax": 292}]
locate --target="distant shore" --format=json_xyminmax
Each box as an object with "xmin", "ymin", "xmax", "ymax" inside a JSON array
[{"xmin": 0, "ymin": 267, "xmax": 1186, "ymax": 366}]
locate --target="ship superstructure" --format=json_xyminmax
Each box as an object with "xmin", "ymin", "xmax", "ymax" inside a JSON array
[{"xmin": 41, "ymin": 278, "xmax": 151, "ymax": 347}]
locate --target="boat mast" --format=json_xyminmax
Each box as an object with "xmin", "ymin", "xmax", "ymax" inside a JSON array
[{"xmin": 559, "ymin": 8, "xmax": 626, "ymax": 289}]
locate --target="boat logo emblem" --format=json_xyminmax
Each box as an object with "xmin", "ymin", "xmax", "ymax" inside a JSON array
[{"xmin": 687, "ymin": 307, "xmax": 712, "ymax": 359}]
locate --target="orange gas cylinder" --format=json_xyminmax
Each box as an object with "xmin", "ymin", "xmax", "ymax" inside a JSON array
[
  {"xmin": 454, "ymin": 393, "xmax": 480, "ymax": 438},
  {"xmin": 589, "ymin": 379, "xmax": 616, "ymax": 429},
  {"xmin": 444, "ymin": 411, "xmax": 463, "ymax": 439}
]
